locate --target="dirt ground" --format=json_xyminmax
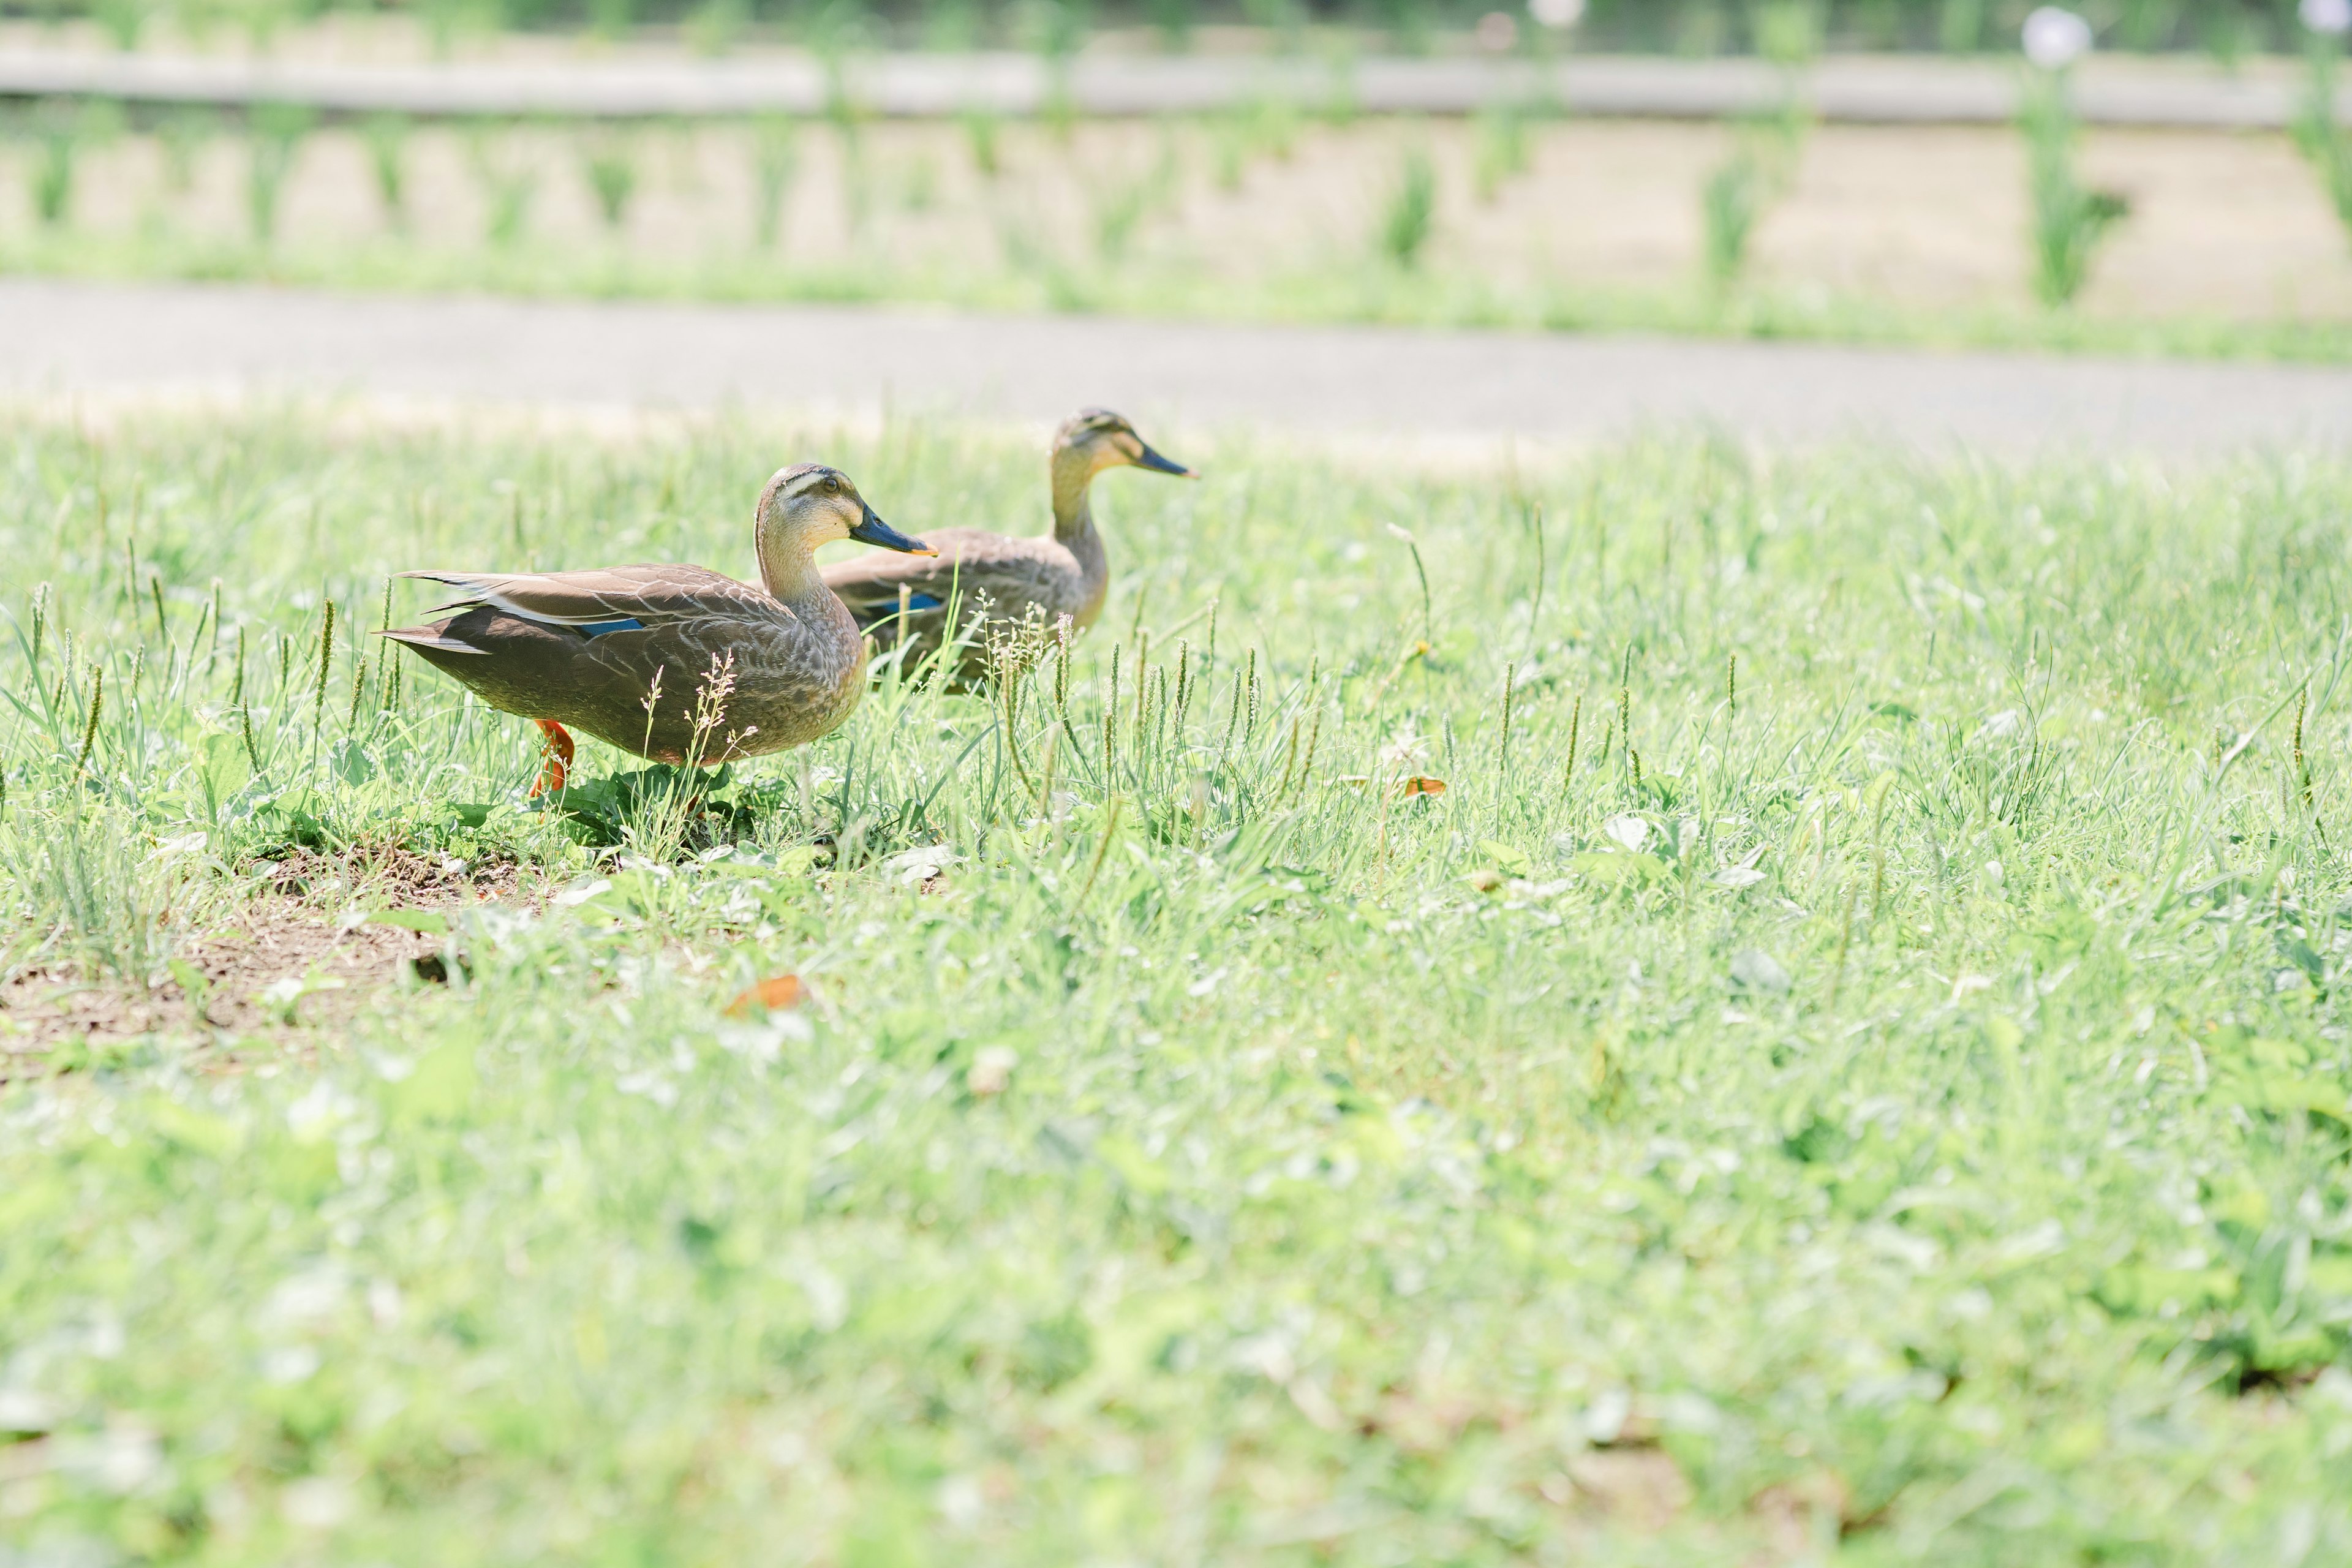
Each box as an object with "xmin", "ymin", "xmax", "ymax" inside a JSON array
[
  {"xmin": 15, "ymin": 113, "xmax": 2352, "ymax": 322},
  {"xmin": 0, "ymin": 845, "xmax": 537, "ymax": 1070}
]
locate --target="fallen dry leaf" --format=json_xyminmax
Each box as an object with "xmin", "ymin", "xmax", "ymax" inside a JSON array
[
  {"xmin": 725, "ymin": 975, "xmax": 805, "ymax": 1017},
  {"xmin": 1333, "ymin": 775, "xmax": 1449, "ymax": 798}
]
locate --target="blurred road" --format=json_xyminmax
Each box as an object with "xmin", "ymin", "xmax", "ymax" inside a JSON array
[{"xmin": 2, "ymin": 279, "xmax": 2345, "ymax": 457}]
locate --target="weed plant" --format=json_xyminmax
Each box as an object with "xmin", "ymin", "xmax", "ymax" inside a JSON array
[
  {"xmin": 1147, "ymin": 0, "xmax": 1194, "ymax": 49},
  {"xmin": 1470, "ymin": 97, "xmax": 1531, "ymax": 204},
  {"xmin": 2296, "ymin": 30, "xmax": 2352, "ymax": 254},
  {"xmin": 91, "ymin": 0, "xmax": 151, "ymax": 48},
  {"xmin": 154, "ymin": 105, "xmax": 214, "ymax": 197},
  {"xmin": 29, "ymin": 102, "xmax": 83, "ymax": 228},
  {"xmin": 1936, "ymin": 0, "xmax": 1986, "ymax": 50},
  {"xmin": 751, "ymin": 112, "xmax": 799, "ymax": 247},
  {"xmin": 24, "ymin": 97, "xmax": 123, "ymax": 228},
  {"xmin": 466, "ymin": 119, "xmax": 541, "ymax": 247},
  {"xmin": 1699, "ymin": 0, "xmax": 1814, "ymax": 296},
  {"xmin": 685, "ymin": 0, "xmax": 747, "ymax": 53},
  {"xmin": 960, "ymin": 105, "xmax": 1003, "ymax": 177},
  {"xmin": 578, "ymin": 125, "xmax": 639, "ymax": 230},
  {"xmin": 923, "ymin": 0, "xmax": 981, "ymax": 48},
  {"xmin": 2019, "ymin": 66, "xmax": 2130, "ymax": 306},
  {"xmin": 1088, "ymin": 133, "xmax": 1176, "ymax": 262},
  {"xmin": 361, "ymin": 112, "xmax": 409, "ymax": 228},
  {"xmin": 246, "ymin": 100, "xmax": 315, "ymax": 244},
  {"xmin": 1377, "ymin": 138, "xmax": 1436, "ymax": 266},
  {"xmin": 2, "ymin": 412, "xmax": 2352, "ymax": 1559},
  {"xmin": 1212, "ymin": 92, "xmax": 1298, "ymax": 191}
]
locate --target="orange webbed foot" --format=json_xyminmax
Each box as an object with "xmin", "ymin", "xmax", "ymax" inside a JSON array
[{"xmin": 529, "ymin": 719, "xmax": 575, "ymax": 797}]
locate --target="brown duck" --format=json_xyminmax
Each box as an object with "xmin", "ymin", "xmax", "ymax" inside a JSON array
[
  {"xmin": 820, "ymin": 409, "xmax": 1194, "ymax": 679},
  {"xmin": 381, "ymin": 464, "xmax": 932, "ymax": 792}
]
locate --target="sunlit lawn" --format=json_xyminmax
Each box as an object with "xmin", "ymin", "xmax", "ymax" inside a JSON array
[{"xmin": 1, "ymin": 412, "xmax": 2350, "ymax": 1563}]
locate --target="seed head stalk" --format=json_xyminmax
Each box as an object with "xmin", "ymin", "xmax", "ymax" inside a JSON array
[
  {"xmin": 1172, "ymin": 642, "xmax": 1193, "ymax": 737},
  {"xmin": 2294, "ymin": 682, "xmax": 2313, "ymax": 811},
  {"xmin": 1498, "ymin": 662, "xmax": 1516, "ymax": 772},
  {"xmin": 1870, "ymin": 788, "xmax": 1888, "ymax": 921},
  {"xmin": 75, "ymin": 667, "xmax": 104, "ymax": 779},
  {"xmin": 313, "ymin": 601, "xmax": 335, "ymax": 729},
  {"xmin": 349, "ymin": 648, "xmax": 369, "ymax": 730},
  {"xmin": 1243, "ymin": 649, "xmax": 1259, "ymax": 742},
  {"xmin": 1054, "ymin": 617, "xmax": 1072, "ymax": 713},
  {"xmin": 1104, "ymin": 643, "xmax": 1121, "ymax": 782},
  {"xmin": 1000, "ymin": 650, "xmax": 1036, "ymax": 799}
]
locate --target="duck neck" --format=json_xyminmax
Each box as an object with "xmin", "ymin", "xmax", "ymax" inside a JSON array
[
  {"xmin": 1050, "ymin": 452, "xmax": 1109, "ymax": 603},
  {"xmin": 756, "ymin": 528, "xmax": 831, "ymax": 615}
]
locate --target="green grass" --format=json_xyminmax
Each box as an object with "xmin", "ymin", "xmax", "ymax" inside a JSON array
[
  {"xmin": 11, "ymin": 224, "xmax": 2352, "ymax": 368},
  {"xmin": 3, "ymin": 410, "xmax": 2352, "ymax": 1563}
]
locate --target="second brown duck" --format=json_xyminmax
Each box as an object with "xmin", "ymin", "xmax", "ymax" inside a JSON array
[{"xmin": 821, "ymin": 408, "xmax": 1194, "ymax": 680}]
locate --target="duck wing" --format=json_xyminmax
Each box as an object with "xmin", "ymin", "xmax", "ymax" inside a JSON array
[
  {"xmin": 400, "ymin": 564, "xmax": 772, "ymax": 633},
  {"xmin": 382, "ymin": 564, "xmax": 850, "ymax": 758}
]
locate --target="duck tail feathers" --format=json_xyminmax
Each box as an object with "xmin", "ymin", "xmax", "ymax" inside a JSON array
[
  {"xmin": 378, "ymin": 625, "xmax": 490, "ymax": 655},
  {"xmin": 395, "ymin": 570, "xmax": 500, "ymax": 618}
]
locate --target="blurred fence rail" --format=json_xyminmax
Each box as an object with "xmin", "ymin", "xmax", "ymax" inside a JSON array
[{"xmin": 2, "ymin": 48, "xmax": 2345, "ymax": 126}]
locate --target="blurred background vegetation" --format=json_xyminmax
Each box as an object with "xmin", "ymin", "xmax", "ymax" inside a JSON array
[{"xmin": 0, "ymin": 0, "xmax": 2335, "ymax": 57}]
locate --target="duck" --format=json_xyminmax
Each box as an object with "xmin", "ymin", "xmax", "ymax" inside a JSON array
[
  {"xmin": 380, "ymin": 463, "xmax": 932, "ymax": 794},
  {"xmin": 820, "ymin": 408, "xmax": 1195, "ymax": 680}
]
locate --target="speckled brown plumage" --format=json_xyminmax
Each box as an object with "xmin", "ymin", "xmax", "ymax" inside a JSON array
[
  {"xmin": 821, "ymin": 409, "xmax": 1194, "ymax": 680},
  {"xmin": 381, "ymin": 464, "xmax": 930, "ymax": 766}
]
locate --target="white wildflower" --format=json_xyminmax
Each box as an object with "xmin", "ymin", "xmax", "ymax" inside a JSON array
[{"xmin": 2022, "ymin": 7, "xmax": 2092, "ymax": 69}]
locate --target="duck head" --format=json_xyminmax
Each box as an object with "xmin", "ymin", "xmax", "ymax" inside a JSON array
[
  {"xmin": 756, "ymin": 463, "xmax": 932, "ymax": 589},
  {"xmin": 1052, "ymin": 409, "xmax": 1197, "ymax": 484}
]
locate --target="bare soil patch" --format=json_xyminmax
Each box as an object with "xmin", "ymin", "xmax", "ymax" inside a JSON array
[{"xmin": 0, "ymin": 845, "xmax": 545, "ymax": 1069}]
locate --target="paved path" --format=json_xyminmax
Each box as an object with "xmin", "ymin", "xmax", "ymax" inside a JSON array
[
  {"xmin": 2, "ymin": 46, "xmax": 2342, "ymax": 127},
  {"xmin": 2, "ymin": 279, "xmax": 2345, "ymax": 458}
]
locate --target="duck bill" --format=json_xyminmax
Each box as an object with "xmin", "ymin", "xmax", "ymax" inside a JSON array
[
  {"xmin": 1134, "ymin": 442, "xmax": 1197, "ymax": 478},
  {"xmin": 850, "ymin": 505, "xmax": 936, "ymax": 556}
]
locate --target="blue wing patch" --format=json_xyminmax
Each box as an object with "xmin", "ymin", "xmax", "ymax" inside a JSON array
[
  {"xmin": 578, "ymin": 617, "xmax": 645, "ymax": 638},
  {"xmin": 902, "ymin": 595, "xmax": 943, "ymax": 612}
]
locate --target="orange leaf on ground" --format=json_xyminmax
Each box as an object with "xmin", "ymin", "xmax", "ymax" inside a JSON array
[
  {"xmin": 1400, "ymin": 776, "xmax": 1449, "ymax": 798},
  {"xmin": 725, "ymin": 974, "xmax": 805, "ymax": 1017}
]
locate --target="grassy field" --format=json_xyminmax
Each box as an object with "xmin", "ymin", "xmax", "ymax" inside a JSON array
[{"xmin": 2, "ymin": 409, "xmax": 2351, "ymax": 1563}]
